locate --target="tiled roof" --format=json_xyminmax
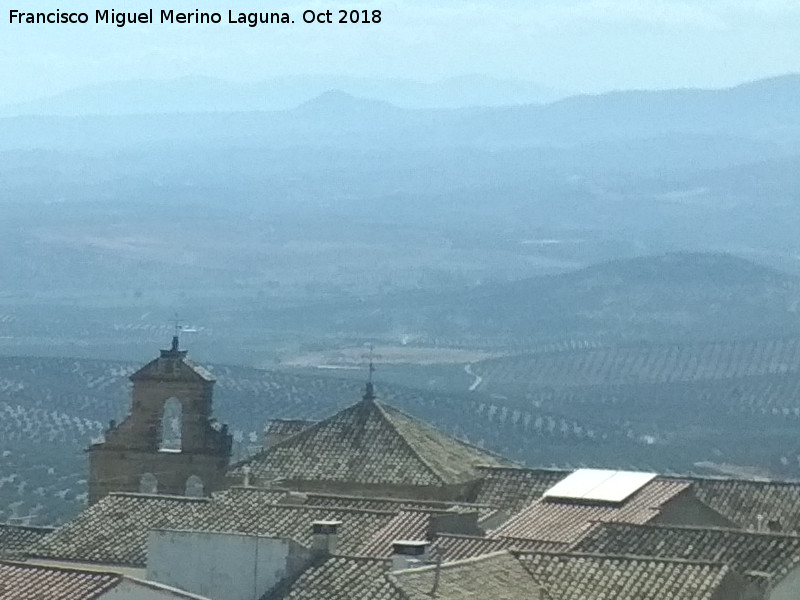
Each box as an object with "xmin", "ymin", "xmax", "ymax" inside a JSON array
[
  {"xmin": 28, "ymin": 486, "xmax": 497, "ymax": 567},
  {"xmin": 473, "ymin": 466, "xmax": 569, "ymax": 514},
  {"xmin": 199, "ymin": 488, "xmax": 399, "ymax": 555},
  {"xmin": 358, "ymin": 510, "xmax": 433, "ymax": 557},
  {"xmin": 232, "ymin": 396, "xmax": 510, "ymax": 487},
  {"xmin": 389, "ymin": 551, "xmax": 543, "ymax": 600},
  {"xmin": 519, "ymin": 552, "xmax": 735, "ymax": 600},
  {"xmin": 492, "ymin": 478, "xmax": 691, "ymax": 545},
  {"xmin": 431, "ymin": 533, "xmax": 567, "ymax": 561},
  {"xmin": 0, "ymin": 524, "xmax": 55, "ymax": 558},
  {"xmin": 0, "ymin": 561, "xmax": 121, "ymax": 600},
  {"xmin": 28, "ymin": 493, "xmax": 212, "ymax": 567},
  {"xmin": 265, "ymin": 555, "xmax": 400, "ymax": 600},
  {"xmin": 574, "ymin": 522, "xmax": 800, "ymax": 582},
  {"xmin": 473, "ymin": 469, "xmax": 800, "ymax": 534},
  {"xmin": 687, "ymin": 476, "xmax": 800, "ymax": 533}
]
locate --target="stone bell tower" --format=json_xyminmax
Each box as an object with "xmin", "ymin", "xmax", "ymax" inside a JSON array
[{"xmin": 87, "ymin": 336, "xmax": 232, "ymax": 504}]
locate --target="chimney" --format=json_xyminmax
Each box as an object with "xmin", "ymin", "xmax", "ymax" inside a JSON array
[
  {"xmin": 242, "ymin": 465, "xmax": 251, "ymax": 488},
  {"xmin": 282, "ymin": 491, "xmax": 308, "ymax": 505},
  {"xmin": 391, "ymin": 540, "xmax": 430, "ymax": 571},
  {"xmin": 311, "ymin": 520, "xmax": 341, "ymax": 556},
  {"xmin": 767, "ymin": 518, "xmax": 782, "ymax": 533}
]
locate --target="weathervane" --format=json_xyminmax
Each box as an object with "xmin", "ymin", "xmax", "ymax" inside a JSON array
[
  {"xmin": 169, "ymin": 313, "xmax": 183, "ymax": 351},
  {"xmin": 171, "ymin": 313, "xmax": 183, "ymax": 337}
]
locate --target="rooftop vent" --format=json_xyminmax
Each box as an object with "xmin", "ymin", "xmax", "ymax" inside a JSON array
[{"xmin": 391, "ymin": 540, "xmax": 430, "ymax": 571}]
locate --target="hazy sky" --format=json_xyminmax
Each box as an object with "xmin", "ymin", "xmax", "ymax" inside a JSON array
[{"xmin": 2, "ymin": 0, "xmax": 799, "ymax": 104}]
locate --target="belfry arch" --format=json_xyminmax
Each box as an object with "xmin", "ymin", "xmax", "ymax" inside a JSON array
[
  {"xmin": 185, "ymin": 475, "xmax": 204, "ymax": 497},
  {"xmin": 160, "ymin": 397, "xmax": 183, "ymax": 451}
]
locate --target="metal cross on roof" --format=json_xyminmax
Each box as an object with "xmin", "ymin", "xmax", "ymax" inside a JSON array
[{"xmin": 362, "ymin": 344, "xmax": 379, "ymax": 401}]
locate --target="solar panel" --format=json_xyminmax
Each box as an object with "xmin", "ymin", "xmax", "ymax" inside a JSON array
[{"xmin": 543, "ymin": 469, "xmax": 657, "ymax": 504}]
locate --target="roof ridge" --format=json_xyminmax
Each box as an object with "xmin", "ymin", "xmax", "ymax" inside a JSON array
[
  {"xmin": 371, "ymin": 400, "xmax": 446, "ymax": 485},
  {"xmin": 0, "ymin": 523, "xmax": 55, "ymax": 532},
  {"xmin": 266, "ymin": 503, "xmax": 399, "ymax": 516},
  {"xmin": 304, "ymin": 491, "xmax": 493, "ymax": 508},
  {"xmin": 230, "ymin": 400, "xmax": 368, "ymax": 471},
  {"xmin": 0, "ymin": 559, "xmax": 123, "ymax": 579},
  {"xmin": 393, "ymin": 550, "xmax": 515, "ymax": 574},
  {"xmin": 671, "ymin": 473, "xmax": 800, "ymax": 485},
  {"xmin": 322, "ymin": 553, "xmax": 392, "ymax": 564},
  {"xmin": 377, "ymin": 400, "xmax": 517, "ymax": 465},
  {"xmin": 107, "ymin": 492, "xmax": 211, "ymax": 503},
  {"xmin": 515, "ymin": 549, "xmax": 733, "ymax": 568},
  {"xmin": 433, "ymin": 532, "xmax": 487, "ymax": 540},
  {"xmin": 591, "ymin": 521, "xmax": 800, "ymax": 539},
  {"xmin": 232, "ymin": 397, "xmax": 449, "ymax": 482},
  {"xmin": 477, "ymin": 465, "xmax": 570, "ymax": 474}
]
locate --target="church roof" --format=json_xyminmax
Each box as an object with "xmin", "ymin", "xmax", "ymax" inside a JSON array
[{"xmin": 231, "ymin": 394, "xmax": 512, "ymax": 487}]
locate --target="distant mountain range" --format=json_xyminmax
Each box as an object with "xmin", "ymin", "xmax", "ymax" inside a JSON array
[
  {"xmin": 0, "ymin": 74, "xmax": 563, "ymax": 116},
  {"xmin": 0, "ymin": 74, "xmax": 797, "ymax": 156}
]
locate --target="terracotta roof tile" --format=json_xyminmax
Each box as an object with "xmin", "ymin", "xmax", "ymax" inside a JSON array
[
  {"xmin": 0, "ymin": 561, "xmax": 121, "ymax": 600},
  {"xmin": 199, "ymin": 488, "xmax": 399, "ymax": 554},
  {"xmin": 492, "ymin": 479, "xmax": 691, "ymax": 544},
  {"xmin": 266, "ymin": 555, "xmax": 400, "ymax": 600},
  {"xmin": 518, "ymin": 552, "xmax": 736, "ymax": 600},
  {"xmin": 29, "ymin": 486, "xmax": 497, "ymax": 567},
  {"xmin": 430, "ymin": 533, "xmax": 566, "ymax": 561},
  {"xmin": 28, "ymin": 493, "xmax": 212, "ymax": 567},
  {"xmin": 357, "ymin": 511, "xmax": 433, "ymax": 557},
  {"xmin": 687, "ymin": 476, "xmax": 800, "ymax": 533},
  {"xmin": 574, "ymin": 522, "xmax": 800, "ymax": 583},
  {"xmin": 389, "ymin": 551, "xmax": 543, "ymax": 600},
  {"xmin": 0, "ymin": 524, "xmax": 55, "ymax": 559},
  {"xmin": 473, "ymin": 466, "xmax": 570, "ymax": 514},
  {"xmin": 232, "ymin": 397, "xmax": 510, "ymax": 487}
]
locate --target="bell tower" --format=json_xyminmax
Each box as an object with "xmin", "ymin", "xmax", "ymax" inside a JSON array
[{"xmin": 87, "ymin": 336, "xmax": 232, "ymax": 504}]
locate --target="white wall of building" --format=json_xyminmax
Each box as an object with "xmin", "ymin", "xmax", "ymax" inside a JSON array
[
  {"xmin": 146, "ymin": 529, "xmax": 311, "ymax": 600},
  {"xmin": 768, "ymin": 565, "xmax": 800, "ymax": 600}
]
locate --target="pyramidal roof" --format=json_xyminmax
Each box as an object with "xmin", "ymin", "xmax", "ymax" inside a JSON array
[{"xmin": 231, "ymin": 389, "xmax": 512, "ymax": 487}]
